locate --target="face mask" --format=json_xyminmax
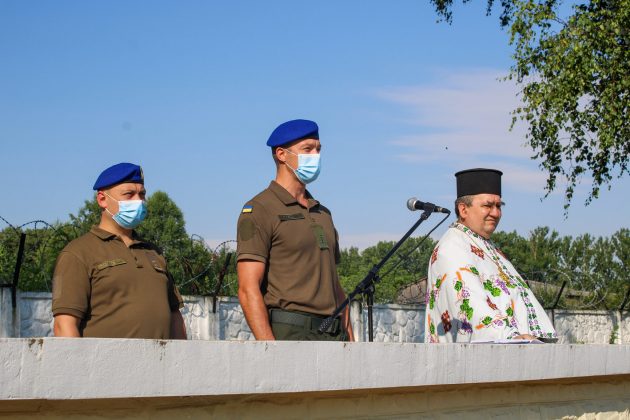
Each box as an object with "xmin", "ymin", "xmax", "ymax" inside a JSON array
[
  {"xmin": 104, "ymin": 193, "xmax": 147, "ymax": 229},
  {"xmin": 284, "ymin": 149, "xmax": 321, "ymax": 184}
]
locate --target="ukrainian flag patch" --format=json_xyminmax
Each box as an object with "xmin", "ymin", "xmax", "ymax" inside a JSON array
[{"xmin": 241, "ymin": 205, "xmax": 253, "ymax": 214}]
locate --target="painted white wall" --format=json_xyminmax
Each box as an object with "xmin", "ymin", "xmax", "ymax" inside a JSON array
[
  {"xmin": 1, "ymin": 292, "xmax": 628, "ymax": 344},
  {"xmin": 2, "ymin": 338, "xmax": 630, "ymax": 401}
]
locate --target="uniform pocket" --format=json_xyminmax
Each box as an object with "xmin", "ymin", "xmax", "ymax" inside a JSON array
[
  {"xmin": 146, "ymin": 251, "xmax": 167, "ymax": 273},
  {"xmin": 94, "ymin": 259, "xmax": 127, "ymax": 271}
]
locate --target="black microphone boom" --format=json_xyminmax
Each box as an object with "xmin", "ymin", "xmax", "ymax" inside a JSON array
[{"xmin": 407, "ymin": 197, "xmax": 450, "ymax": 214}]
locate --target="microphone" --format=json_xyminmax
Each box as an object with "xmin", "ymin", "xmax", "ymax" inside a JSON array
[{"xmin": 407, "ymin": 197, "xmax": 451, "ymax": 214}]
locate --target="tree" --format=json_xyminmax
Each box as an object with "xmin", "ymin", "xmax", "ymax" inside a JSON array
[
  {"xmin": 136, "ymin": 191, "xmax": 217, "ymax": 294},
  {"xmin": 68, "ymin": 198, "xmax": 101, "ymax": 235},
  {"xmin": 493, "ymin": 227, "xmax": 570, "ymax": 282},
  {"xmin": 431, "ymin": 0, "xmax": 630, "ymax": 210},
  {"xmin": 338, "ymin": 237, "xmax": 436, "ymax": 303},
  {"xmin": 0, "ymin": 191, "xmax": 226, "ymax": 294}
]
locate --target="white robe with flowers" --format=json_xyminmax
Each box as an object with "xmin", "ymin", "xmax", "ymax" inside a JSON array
[{"xmin": 424, "ymin": 223, "xmax": 556, "ymax": 343}]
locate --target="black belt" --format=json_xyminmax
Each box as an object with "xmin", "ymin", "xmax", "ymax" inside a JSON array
[{"xmin": 270, "ymin": 309, "xmax": 341, "ymax": 334}]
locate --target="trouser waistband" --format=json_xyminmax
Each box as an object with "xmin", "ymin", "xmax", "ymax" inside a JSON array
[{"xmin": 269, "ymin": 309, "xmax": 341, "ymax": 335}]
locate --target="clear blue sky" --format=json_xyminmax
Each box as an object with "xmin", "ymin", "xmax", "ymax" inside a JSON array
[{"xmin": 1, "ymin": 1, "xmax": 627, "ymax": 249}]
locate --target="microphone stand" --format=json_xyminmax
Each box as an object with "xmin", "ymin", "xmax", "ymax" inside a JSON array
[{"xmin": 319, "ymin": 209, "xmax": 437, "ymax": 341}]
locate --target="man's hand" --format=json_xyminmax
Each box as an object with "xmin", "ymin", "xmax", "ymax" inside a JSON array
[
  {"xmin": 514, "ymin": 334, "xmax": 537, "ymax": 340},
  {"xmin": 237, "ymin": 260, "xmax": 275, "ymax": 340},
  {"xmin": 342, "ymin": 306, "xmax": 355, "ymax": 342},
  {"xmin": 334, "ymin": 279, "xmax": 354, "ymax": 342},
  {"xmin": 53, "ymin": 314, "xmax": 81, "ymax": 337}
]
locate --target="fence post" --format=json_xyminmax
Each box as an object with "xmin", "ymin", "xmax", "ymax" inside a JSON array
[
  {"xmin": 548, "ymin": 280, "xmax": 567, "ymax": 328},
  {"xmin": 0, "ymin": 232, "xmax": 26, "ymax": 338},
  {"xmin": 619, "ymin": 285, "xmax": 630, "ymax": 344},
  {"xmin": 0, "ymin": 288, "xmax": 16, "ymax": 337}
]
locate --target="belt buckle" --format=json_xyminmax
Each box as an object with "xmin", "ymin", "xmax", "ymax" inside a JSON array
[{"xmin": 319, "ymin": 317, "xmax": 340, "ymax": 335}]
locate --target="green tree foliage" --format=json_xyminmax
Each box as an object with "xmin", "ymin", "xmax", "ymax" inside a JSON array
[
  {"xmin": 338, "ymin": 227, "xmax": 628, "ymax": 308},
  {"xmin": 2, "ymin": 195, "xmax": 627, "ymax": 308},
  {"xmin": 338, "ymin": 237, "xmax": 437, "ymax": 303},
  {"xmin": 0, "ymin": 222, "xmax": 74, "ymax": 292},
  {"xmin": 493, "ymin": 227, "xmax": 629, "ymax": 308},
  {"xmin": 430, "ymin": 0, "xmax": 630, "ymax": 209},
  {"xmin": 0, "ymin": 191, "xmax": 234, "ymax": 295},
  {"xmin": 492, "ymin": 227, "xmax": 570, "ymax": 282},
  {"xmin": 68, "ymin": 198, "xmax": 101, "ymax": 235},
  {"xmin": 136, "ymin": 191, "xmax": 226, "ymax": 295}
]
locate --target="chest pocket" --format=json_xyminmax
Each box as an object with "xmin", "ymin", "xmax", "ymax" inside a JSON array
[
  {"xmin": 311, "ymin": 224, "xmax": 329, "ymax": 250},
  {"xmin": 95, "ymin": 259, "xmax": 127, "ymax": 271}
]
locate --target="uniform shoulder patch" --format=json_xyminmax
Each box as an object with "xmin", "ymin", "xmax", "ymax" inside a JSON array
[
  {"xmin": 238, "ymin": 219, "xmax": 256, "ymax": 241},
  {"xmin": 241, "ymin": 204, "xmax": 253, "ymax": 214}
]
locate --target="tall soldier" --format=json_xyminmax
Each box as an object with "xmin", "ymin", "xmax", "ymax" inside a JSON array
[
  {"xmin": 237, "ymin": 119, "xmax": 353, "ymax": 341},
  {"xmin": 52, "ymin": 162, "xmax": 187, "ymax": 339}
]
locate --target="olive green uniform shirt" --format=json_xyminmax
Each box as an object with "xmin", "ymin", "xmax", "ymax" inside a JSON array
[
  {"xmin": 237, "ymin": 181, "xmax": 343, "ymax": 316},
  {"xmin": 52, "ymin": 226, "xmax": 183, "ymax": 339}
]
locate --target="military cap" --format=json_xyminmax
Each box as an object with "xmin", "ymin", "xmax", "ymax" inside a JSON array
[
  {"xmin": 455, "ymin": 168, "xmax": 502, "ymax": 197},
  {"xmin": 266, "ymin": 119, "xmax": 319, "ymax": 147},
  {"xmin": 93, "ymin": 162, "xmax": 144, "ymax": 190}
]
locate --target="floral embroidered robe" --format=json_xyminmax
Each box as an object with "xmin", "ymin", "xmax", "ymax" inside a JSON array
[{"xmin": 424, "ymin": 223, "xmax": 556, "ymax": 343}]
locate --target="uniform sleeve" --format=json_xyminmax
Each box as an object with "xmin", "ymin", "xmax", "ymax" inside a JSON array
[
  {"xmin": 166, "ymin": 271, "xmax": 184, "ymax": 310},
  {"xmin": 236, "ymin": 200, "xmax": 272, "ymax": 263},
  {"xmin": 334, "ymin": 228, "xmax": 341, "ymax": 265},
  {"xmin": 51, "ymin": 251, "xmax": 90, "ymax": 319},
  {"xmin": 425, "ymin": 241, "xmax": 520, "ymax": 343}
]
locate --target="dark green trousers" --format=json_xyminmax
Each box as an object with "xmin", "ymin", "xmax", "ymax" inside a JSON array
[{"xmin": 271, "ymin": 321, "xmax": 349, "ymax": 341}]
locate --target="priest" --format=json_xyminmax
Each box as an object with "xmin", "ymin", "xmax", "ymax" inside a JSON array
[{"xmin": 424, "ymin": 168, "xmax": 557, "ymax": 343}]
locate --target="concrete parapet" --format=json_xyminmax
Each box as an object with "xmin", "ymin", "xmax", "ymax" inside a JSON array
[{"xmin": 1, "ymin": 339, "xmax": 629, "ymax": 418}]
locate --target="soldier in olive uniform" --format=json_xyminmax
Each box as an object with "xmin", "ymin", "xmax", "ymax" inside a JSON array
[
  {"xmin": 52, "ymin": 163, "xmax": 187, "ymax": 339},
  {"xmin": 237, "ymin": 119, "xmax": 353, "ymax": 341}
]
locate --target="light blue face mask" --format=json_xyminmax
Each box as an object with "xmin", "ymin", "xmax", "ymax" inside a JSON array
[
  {"xmin": 284, "ymin": 149, "xmax": 321, "ymax": 184},
  {"xmin": 105, "ymin": 193, "xmax": 147, "ymax": 229}
]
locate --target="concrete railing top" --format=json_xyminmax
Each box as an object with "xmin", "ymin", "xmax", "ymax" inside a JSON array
[{"xmin": 2, "ymin": 338, "xmax": 630, "ymax": 401}]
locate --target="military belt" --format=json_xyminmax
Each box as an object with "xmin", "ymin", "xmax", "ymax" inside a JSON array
[{"xmin": 269, "ymin": 309, "xmax": 341, "ymax": 335}]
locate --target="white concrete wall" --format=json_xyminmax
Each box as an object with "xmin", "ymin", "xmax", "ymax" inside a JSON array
[
  {"xmin": 18, "ymin": 292, "xmax": 54, "ymax": 338},
  {"xmin": 2, "ymin": 292, "xmax": 630, "ymax": 344},
  {"xmin": 3, "ymin": 339, "xmax": 630, "ymax": 419},
  {"xmin": 360, "ymin": 304, "xmax": 425, "ymax": 343},
  {"xmin": 553, "ymin": 310, "xmax": 621, "ymax": 344},
  {"xmin": 2, "ymin": 339, "xmax": 630, "ymax": 400}
]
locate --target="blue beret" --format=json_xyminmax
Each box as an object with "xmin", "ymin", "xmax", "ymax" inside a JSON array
[
  {"xmin": 266, "ymin": 119, "xmax": 319, "ymax": 147},
  {"xmin": 93, "ymin": 162, "xmax": 144, "ymax": 190}
]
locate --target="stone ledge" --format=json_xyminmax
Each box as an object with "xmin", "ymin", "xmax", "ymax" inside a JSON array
[{"xmin": 2, "ymin": 338, "xmax": 630, "ymax": 401}]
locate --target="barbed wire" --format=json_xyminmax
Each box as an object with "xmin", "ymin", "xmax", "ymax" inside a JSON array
[
  {"xmin": 2, "ymin": 216, "xmax": 628, "ymax": 307},
  {"xmin": 177, "ymin": 238, "xmax": 237, "ymax": 289},
  {"xmin": 0, "ymin": 215, "xmax": 19, "ymax": 234},
  {"xmin": 0, "ymin": 216, "xmax": 239, "ymax": 295}
]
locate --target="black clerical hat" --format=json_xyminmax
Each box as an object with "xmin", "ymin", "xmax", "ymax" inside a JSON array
[{"xmin": 455, "ymin": 168, "xmax": 503, "ymax": 197}]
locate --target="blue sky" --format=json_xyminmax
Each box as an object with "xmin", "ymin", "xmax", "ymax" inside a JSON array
[{"xmin": 1, "ymin": 1, "xmax": 627, "ymax": 249}]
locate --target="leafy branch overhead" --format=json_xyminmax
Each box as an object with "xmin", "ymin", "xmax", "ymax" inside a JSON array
[{"xmin": 431, "ymin": 0, "xmax": 629, "ymax": 210}]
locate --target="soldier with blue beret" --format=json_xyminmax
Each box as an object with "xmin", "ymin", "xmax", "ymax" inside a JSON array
[
  {"xmin": 52, "ymin": 162, "xmax": 187, "ymax": 339},
  {"xmin": 237, "ymin": 119, "xmax": 354, "ymax": 341}
]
